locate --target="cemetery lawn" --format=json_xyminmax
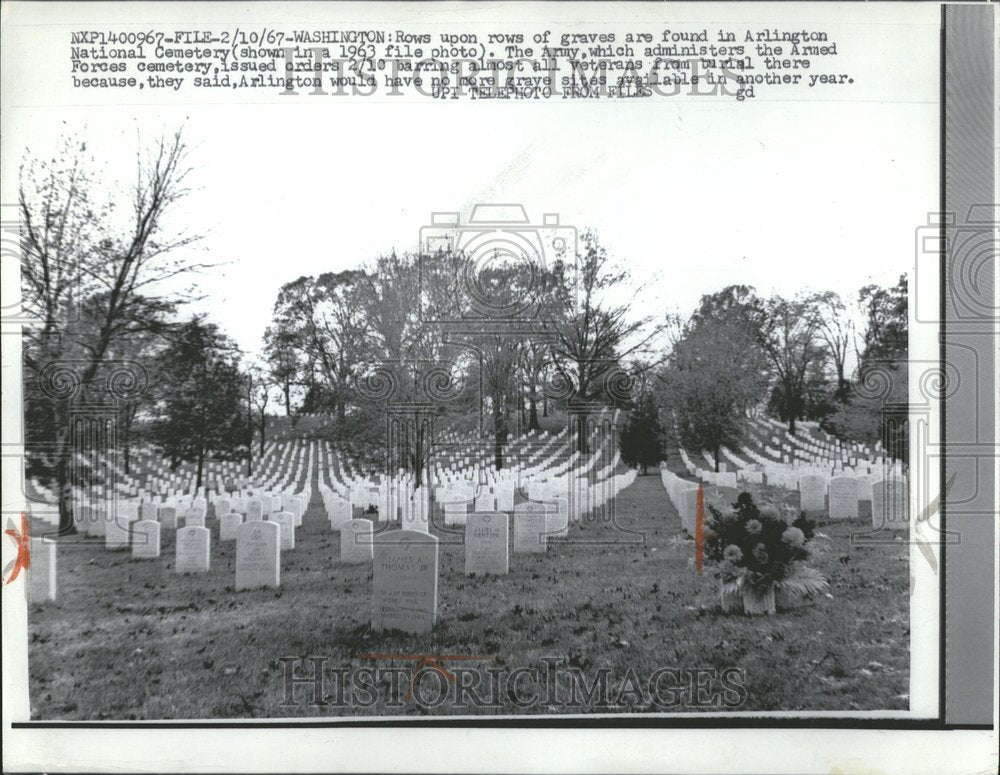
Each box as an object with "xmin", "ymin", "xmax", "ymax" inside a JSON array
[{"xmin": 27, "ymin": 474, "xmax": 910, "ymax": 718}]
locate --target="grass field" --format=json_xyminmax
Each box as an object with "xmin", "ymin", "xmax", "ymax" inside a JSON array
[{"xmin": 27, "ymin": 473, "xmax": 909, "ymax": 718}]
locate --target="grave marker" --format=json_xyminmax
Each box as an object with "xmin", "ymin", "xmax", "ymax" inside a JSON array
[
  {"xmin": 269, "ymin": 511, "xmax": 296, "ymax": 550},
  {"xmin": 678, "ymin": 485, "xmax": 699, "ymax": 534},
  {"xmin": 372, "ymin": 530, "xmax": 438, "ymax": 634},
  {"xmin": 873, "ymin": 477, "xmax": 909, "ymax": 530},
  {"xmin": 829, "ymin": 476, "xmax": 859, "ymax": 520},
  {"xmin": 28, "ymin": 537, "xmax": 56, "ymax": 603},
  {"xmin": 131, "ymin": 520, "xmax": 161, "ymax": 558},
  {"xmin": 156, "ymin": 506, "xmax": 177, "ymax": 530},
  {"xmin": 220, "ymin": 512, "xmax": 243, "ymax": 541},
  {"xmin": 235, "ymin": 520, "xmax": 280, "ymax": 590},
  {"xmin": 443, "ymin": 501, "xmax": 468, "ymax": 527},
  {"xmin": 799, "ymin": 474, "xmax": 827, "ymax": 515},
  {"xmin": 513, "ymin": 502, "xmax": 548, "ymax": 554},
  {"xmin": 465, "ymin": 512, "xmax": 509, "ymax": 575},
  {"xmin": 341, "ymin": 518, "xmax": 374, "ymax": 564},
  {"xmin": 175, "ymin": 526, "xmax": 211, "ymax": 573},
  {"xmin": 105, "ymin": 514, "xmax": 132, "ymax": 550},
  {"xmin": 328, "ymin": 498, "xmax": 352, "ymax": 530}
]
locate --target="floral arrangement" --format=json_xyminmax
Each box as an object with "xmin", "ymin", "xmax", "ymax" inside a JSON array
[{"xmin": 705, "ymin": 491, "xmax": 828, "ymax": 615}]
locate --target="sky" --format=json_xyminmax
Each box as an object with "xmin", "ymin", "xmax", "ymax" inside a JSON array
[
  {"xmin": 4, "ymin": 96, "xmax": 936, "ymax": 358},
  {"xmin": 1, "ymin": 3, "xmax": 939, "ymax": 358}
]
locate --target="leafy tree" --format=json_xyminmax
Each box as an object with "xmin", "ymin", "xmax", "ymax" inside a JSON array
[
  {"xmin": 825, "ymin": 275, "xmax": 908, "ymax": 458},
  {"xmin": 103, "ymin": 329, "xmax": 167, "ymax": 475},
  {"xmin": 756, "ymin": 294, "xmax": 826, "ymax": 433},
  {"xmin": 262, "ymin": 322, "xmax": 303, "ymax": 418},
  {"xmin": 148, "ymin": 319, "xmax": 247, "ymax": 490},
  {"xmin": 268, "ymin": 270, "xmax": 369, "ymax": 421},
  {"xmin": 618, "ymin": 389, "xmax": 666, "ymax": 474},
  {"xmin": 661, "ymin": 315, "xmax": 769, "ymax": 471},
  {"xmin": 857, "ymin": 274, "xmax": 908, "ymax": 366}
]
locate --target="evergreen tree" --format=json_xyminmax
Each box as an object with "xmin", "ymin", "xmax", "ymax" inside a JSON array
[{"xmin": 618, "ymin": 390, "xmax": 666, "ymax": 474}]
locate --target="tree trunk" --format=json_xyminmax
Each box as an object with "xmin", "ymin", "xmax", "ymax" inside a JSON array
[
  {"xmin": 527, "ymin": 394, "xmax": 540, "ymax": 432},
  {"xmin": 788, "ymin": 415, "xmax": 797, "ymax": 434},
  {"xmin": 196, "ymin": 448, "xmax": 205, "ymax": 491},
  {"xmin": 714, "ymin": 443, "xmax": 721, "ymax": 473},
  {"xmin": 493, "ymin": 408, "xmax": 507, "ymax": 471},
  {"xmin": 337, "ymin": 401, "xmax": 346, "ymax": 421},
  {"xmin": 56, "ymin": 451, "xmax": 76, "ymax": 536},
  {"xmin": 258, "ymin": 412, "xmax": 266, "ymax": 456},
  {"xmin": 575, "ymin": 411, "xmax": 590, "ymax": 455},
  {"xmin": 414, "ymin": 421, "xmax": 424, "ymax": 488}
]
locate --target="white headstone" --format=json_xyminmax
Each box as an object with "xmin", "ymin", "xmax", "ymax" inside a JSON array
[
  {"xmin": 269, "ymin": 511, "xmax": 296, "ymax": 550},
  {"xmin": 288, "ymin": 499, "xmax": 304, "ymax": 527},
  {"xmin": 341, "ymin": 518, "xmax": 374, "ymax": 564},
  {"xmin": 372, "ymin": 530, "xmax": 438, "ymax": 634},
  {"xmin": 401, "ymin": 495, "xmax": 430, "ymax": 533},
  {"xmin": 175, "ymin": 526, "xmax": 211, "ymax": 573},
  {"xmin": 474, "ymin": 490, "xmax": 494, "ymax": 512},
  {"xmin": 158, "ymin": 506, "xmax": 178, "ymax": 530},
  {"xmin": 678, "ymin": 485, "xmax": 699, "ymax": 535},
  {"xmin": 214, "ymin": 498, "xmax": 232, "ymax": 519},
  {"xmin": 105, "ymin": 514, "xmax": 132, "ymax": 550},
  {"xmin": 465, "ymin": 512, "xmax": 509, "ymax": 576},
  {"xmin": 873, "ymin": 477, "xmax": 909, "ymax": 530},
  {"xmin": 799, "ymin": 474, "xmax": 827, "ymax": 514},
  {"xmin": 857, "ymin": 475, "xmax": 876, "ymax": 503},
  {"xmin": 443, "ymin": 501, "xmax": 467, "ymax": 527},
  {"xmin": 513, "ymin": 502, "xmax": 548, "ymax": 554},
  {"xmin": 220, "ymin": 512, "xmax": 243, "ymax": 541},
  {"xmin": 328, "ymin": 498, "xmax": 352, "ymax": 530},
  {"xmin": 235, "ymin": 520, "xmax": 280, "ymax": 590},
  {"xmin": 184, "ymin": 508, "xmax": 206, "ymax": 528},
  {"xmin": 246, "ymin": 499, "xmax": 264, "ymax": 521},
  {"xmin": 718, "ymin": 472, "xmax": 738, "ymax": 489},
  {"xmin": 28, "ymin": 537, "xmax": 56, "ymax": 603},
  {"xmin": 829, "ymin": 476, "xmax": 859, "ymax": 520},
  {"xmin": 131, "ymin": 520, "xmax": 161, "ymax": 558},
  {"xmin": 549, "ymin": 497, "xmax": 570, "ymax": 538},
  {"xmin": 496, "ymin": 485, "xmax": 515, "ymax": 512}
]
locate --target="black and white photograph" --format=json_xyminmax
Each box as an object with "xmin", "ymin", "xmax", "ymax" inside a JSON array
[{"xmin": 1, "ymin": 1, "xmax": 995, "ymax": 773}]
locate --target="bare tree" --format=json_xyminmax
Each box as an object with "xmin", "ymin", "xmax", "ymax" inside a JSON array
[
  {"xmin": 20, "ymin": 128, "xmax": 208, "ymax": 533},
  {"xmin": 548, "ymin": 232, "xmax": 664, "ymax": 451},
  {"xmin": 815, "ymin": 291, "xmax": 853, "ymax": 399},
  {"xmin": 247, "ymin": 364, "xmax": 276, "ymax": 458}
]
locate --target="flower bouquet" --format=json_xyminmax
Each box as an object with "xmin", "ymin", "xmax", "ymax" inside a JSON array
[{"xmin": 705, "ymin": 492, "xmax": 828, "ymax": 615}]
